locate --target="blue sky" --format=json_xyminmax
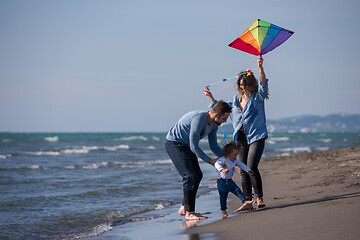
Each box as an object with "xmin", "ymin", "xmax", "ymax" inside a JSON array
[{"xmin": 1, "ymin": 0, "xmax": 359, "ymax": 132}]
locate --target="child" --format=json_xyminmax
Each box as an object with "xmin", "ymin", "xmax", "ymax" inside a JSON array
[{"xmin": 215, "ymin": 141, "xmax": 254, "ymax": 218}]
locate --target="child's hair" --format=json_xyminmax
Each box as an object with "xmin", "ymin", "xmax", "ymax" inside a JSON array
[{"xmin": 222, "ymin": 141, "xmax": 241, "ymax": 156}]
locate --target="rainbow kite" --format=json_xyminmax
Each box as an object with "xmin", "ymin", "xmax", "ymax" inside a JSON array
[{"xmin": 228, "ymin": 19, "xmax": 294, "ymax": 56}]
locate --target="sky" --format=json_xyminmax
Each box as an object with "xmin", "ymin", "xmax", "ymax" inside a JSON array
[{"xmin": 1, "ymin": 0, "xmax": 360, "ymax": 132}]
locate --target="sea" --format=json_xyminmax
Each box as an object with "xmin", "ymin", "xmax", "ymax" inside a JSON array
[{"xmin": 1, "ymin": 132, "xmax": 360, "ymax": 240}]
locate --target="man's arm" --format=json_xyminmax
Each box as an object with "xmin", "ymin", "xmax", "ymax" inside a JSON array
[
  {"xmin": 208, "ymin": 129, "xmax": 223, "ymax": 158},
  {"xmin": 189, "ymin": 115, "xmax": 212, "ymax": 163}
]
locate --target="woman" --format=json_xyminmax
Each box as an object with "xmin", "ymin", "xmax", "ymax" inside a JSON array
[{"xmin": 204, "ymin": 56, "xmax": 268, "ymax": 208}]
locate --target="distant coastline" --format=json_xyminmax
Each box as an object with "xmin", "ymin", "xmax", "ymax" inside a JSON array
[{"xmin": 221, "ymin": 113, "xmax": 360, "ymax": 133}]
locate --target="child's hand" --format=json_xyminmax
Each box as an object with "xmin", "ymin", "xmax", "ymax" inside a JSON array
[
  {"xmin": 203, "ymin": 87, "xmax": 214, "ymax": 101},
  {"xmin": 248, "ymin": 170, "xmax": 254, "ymax": 174},
  {"xmin": 221, "ymin": 169, "xmax": 229, "ymax": 174}
]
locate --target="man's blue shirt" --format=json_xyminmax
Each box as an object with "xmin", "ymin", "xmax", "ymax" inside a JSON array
[{"xmin": 166, "ymin": 111, "xmax": 222, "ymax": 162}]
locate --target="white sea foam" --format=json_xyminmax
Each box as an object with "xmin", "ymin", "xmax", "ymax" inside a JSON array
[
  {"xmin": 155, "ymin": 204, "xmax": 164, "ymax": 210},
  {"xmin": 270, "ymin": 137, "xmax": 290, "ymax": 141},
  {"xmin": 25, "ymin": 144, "xmax": 131, "ymax": 157},
  {"xmin": 318, "ymin": 138, "xmax": 332, "ymax": 143},
  {"xmin": 278, "ymin": 146, "xmax": 311, "ymax": 154},
  {"xmin": 152, "ymin": 136, "xmax": 161, "ymax": 141},
  {"xmin": 113, "ymin": 159, "xmax": 172, "ymax": 168},
  {"xmin": 27, "ymin": 165, "xmax": 41, "ymax": 170},
  {"xmin": 62, "ymin": 148, "xmax": 90, "ymax": 154},
  {"xmin": 316, "ymin": 147, "xmax": 329, "ymax": 151},
  {"xmin": 268, "ymin": 137, "xmax": 290, "ymax": 144},
  {"xmin": 26, "ymin": 151, "xmax": 61, "ymax": 156},
  {"xmin": 281, "ymin": 152, "xmax": 291, "ymax": 156},
  {"xmin": 117, "ymin": 136, "xmax": 148, "ymax": 141},
  {"xmin": 64, "ymin": 165, "xmax": 76, "ymax": 169},
  {"xmin": 44, "ymin": 136, "xmax": 59, "ymax": 142},
  {"xmin": 73, "ymin": 224, "xmax": 113, "ymax": 239},
  {"xmin": 83, "ymin": 162, "xmax": 109, "ymax": 169},
  {"xmin": 139, "ymin": 159, "xmax": 172, "ymax": 165},
  {"xmin": 103, "ymin": 145, "xmax": 130, "ymax": 151},
  {"xmin": 0, "ymin": 154, "xmax": 11, "ymax": 159},
  {"xmin": 2, "ymin": 139, "xmax": 13, "ymax": 143},
  {"xmin": 145, "ymin": 146, "xmax": 156, "ymax": 150}
]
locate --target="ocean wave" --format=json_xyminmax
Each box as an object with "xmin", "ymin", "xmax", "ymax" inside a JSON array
[
  {"xmin": 318, "ymin": 138, "xmax": 332, "ymax": 143},
  {"xmin": 109, "ymin": 200, "xmax": 172, "ymax": 226},
  {"xmin": 152, "ymin": 136, "xmax": 161, "ymax": 141},
  {"xmin": 64, "ymin": 165, "xmax": 76, "ymax": 169},
  {"xmin": 62, "ymin": 148, "xmax": 91, "ymax": 154},
  {"xmin": 26, "ymin": 165, "xmax": 47, "ymax": 170},
  {"xmin": 44, "ymin": 136, "xmax": 59, "ymax": 142},
  {"xmin": 62, "ymin": 145, "xmax": 130, "ymax": 154},
  {"xmin": 277, "ymin": 146, "xmax": 312, "ymax": 154},
  {"xmin": 103, "ymin": 145, "xmax": 130, "ymax": 151},
  {"xmin": 145, "ymin": 146, "xmax": 156, "ymax": 150},
  {"xmin": 7, "ymin": 159, "xmax": 172, "ymax": 172},
  {"xmin": 25, "ymin": 151, "xmax": 61, "ymax": 156},
  {"xmin": 270, "ymin": 137, "xmax": 290, "ymax": 141},
  {"xmin": 24, "ymin": 145, "xmax": 131, "ymax": 156},
  {"xmin": 0, "ymin": 154, "xmax": 11, "ymax": 159},
  {"xmin": 71, "ymin": 224, "xmax": 113, "ymax": 239},
  {"xmin": 316, "ymin": 147, "xmax": 329, "ymax": 151},
  {"xmin": 82, "ymin": 161, "xmax": 109, "ymax": 169},
  {"xmin": 113, "ymin": 159, "xmax": 172, "ymax": 168},
  {"xmin": 116, "ymin": 136, "xmax": 148, "ymax": 141}
]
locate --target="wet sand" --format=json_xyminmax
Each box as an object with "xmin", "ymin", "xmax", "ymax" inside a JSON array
[{"xmin": 186, "ymin": 146, "xmax": 360, "ymax": 239}]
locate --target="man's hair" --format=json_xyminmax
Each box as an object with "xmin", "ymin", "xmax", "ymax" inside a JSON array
[
  {"xmin": 222, "ymin": 141, "xmax": 241, "ymax": 157},
  {"xmin": 211, "ymin": 100, "xmax": 232, "ymax": 116}
]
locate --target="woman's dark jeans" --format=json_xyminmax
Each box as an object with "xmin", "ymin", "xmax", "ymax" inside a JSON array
[
  {"xmin": 165, "ymin": 140, "xmax": 203, "ymax": 212},
  {"xmin": 237, "ymin": 131, "xmax": 265, "ymax": 200},
  {"xmin": 217, "ymin": 178, "xmax": 246, "ymax": 211}
]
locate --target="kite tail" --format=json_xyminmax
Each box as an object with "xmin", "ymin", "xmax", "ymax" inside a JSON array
[{"xmin": 220, "ymin": 125, "xmax": 229, "ymax": 143}]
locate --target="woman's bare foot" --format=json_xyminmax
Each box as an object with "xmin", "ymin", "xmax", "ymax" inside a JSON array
[
  {"xmin": 185, "ymin": 212, "xmax": 208, "ymax": 220},
  {"xmin": 178, "ymin": 205, "xmax": 186, "ymax": 216},
  {"xmin": 234, "ymin": 200, "xmax": 254, "ymax": 212},
  {"xmin": 257, "ymin": 198, "xmax": 265, "ymax": 208},
  {"xmin": 222, "ymin": 210, "xmax": 228, "ymax": 218}
]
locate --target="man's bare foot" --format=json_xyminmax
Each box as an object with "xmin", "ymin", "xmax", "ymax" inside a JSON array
[
  {"xmin": 180, "ymin": 219, "xmax": 198, "ymax": 228},
  {"xmin": 222, "ymin": 210, "xmax": 228, "ymax": 218},
  {"xmin": 185, "ymin": 212, "xmax": 208, "ymax": 220},
  {"xmin": 257, "ymin": 198, "xmax": 265, "ymax": 208},
  {"xmin": 178, "ymin": 205, "xmax": 186, "ymax": 216},
  {"xmin": 234, "ymin": 200, "xmax": 254, "ymax": 212}
]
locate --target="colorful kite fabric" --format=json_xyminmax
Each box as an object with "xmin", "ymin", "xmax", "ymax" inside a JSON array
[{"xmin": 228, "ymin": 19, "xmax": 294, "ymax": 56}]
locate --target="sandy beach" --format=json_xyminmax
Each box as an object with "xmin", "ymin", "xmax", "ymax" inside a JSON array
[{"xmin": 186, "ymin": 146, "xmax": 360, "ymax": 239}]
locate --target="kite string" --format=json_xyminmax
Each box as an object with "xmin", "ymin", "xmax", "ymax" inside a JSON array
[
  {"xmin": 205, "ymin": 66, "xmax": 257, "ymax": 90},
  {"xmin": 205, "ymin": 75, "xmax": 238, "ymax": 88}
]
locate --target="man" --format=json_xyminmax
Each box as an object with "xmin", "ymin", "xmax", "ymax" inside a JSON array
[{"xmin": 165, "ymin": 100, "xmax": 232, "ymax": 220}]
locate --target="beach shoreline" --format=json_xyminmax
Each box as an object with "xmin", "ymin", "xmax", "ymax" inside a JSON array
[
  {"xmin": 89, "ymin": 145, "xmax": 360, "ymax": 240},
  {"xmin": 186, "ymin": 146, "xmax": 360, "ymax": 240}
]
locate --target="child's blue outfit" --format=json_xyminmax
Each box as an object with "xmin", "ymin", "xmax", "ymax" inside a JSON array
[{"xmin": 215, "ymin": 156, "xmax": 251, "ymax": 211}]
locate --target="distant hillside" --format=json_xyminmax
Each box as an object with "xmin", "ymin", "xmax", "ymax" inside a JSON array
[{"xmin": 221, "ymin": 113, "xmax": 360, "ymax": 133}]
